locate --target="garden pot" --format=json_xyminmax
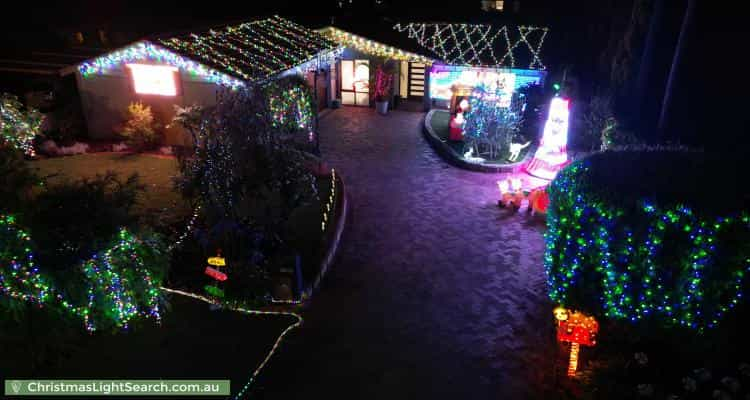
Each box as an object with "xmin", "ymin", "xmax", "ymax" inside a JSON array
[{"xmin": 376, "ymin": 100, "xmax": 389, "ymax": 115}]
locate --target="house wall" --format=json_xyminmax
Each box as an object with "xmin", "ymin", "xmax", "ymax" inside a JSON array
[
  {"xmin": 336, "ymin": 47, "xmax": 414, "ymax": 107},
  {"xmin": 75, "ymin": 63, "xmax": 222, "ymax": 146}
]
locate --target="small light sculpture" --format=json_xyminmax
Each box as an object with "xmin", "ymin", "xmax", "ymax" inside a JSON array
[
  {"xmin": 554, "ymin": 307, "xmax": 599, "ymax": 377},
  {"xmin": 525, "ymin": 97, "xmax": 571, "ymax": 180}
]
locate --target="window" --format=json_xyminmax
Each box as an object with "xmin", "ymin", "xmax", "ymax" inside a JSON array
[
  {"xmin": 481, "ymin": 0, "xmax": 505, "ymax": 11},
  {"xmin": 126, "ymin": 64, "xmax": 179, "ymax": 96}
]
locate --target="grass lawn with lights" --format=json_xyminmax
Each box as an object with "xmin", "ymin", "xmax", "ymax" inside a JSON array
[
  {"xmin": 427, "ymin": 110, "xmax": 532, "ymax": 165},
  {"xmin": 26, "ymin": 153, "xmax": 188, "ymax": 217},
  {"xmin": 0, "ymin": 293, "xmax": 296, "ymax": 397}
]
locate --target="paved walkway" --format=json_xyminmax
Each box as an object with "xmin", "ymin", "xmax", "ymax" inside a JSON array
[{"xmin": 257, "ymin": 107, "xmax": 555, "ymax": 399}]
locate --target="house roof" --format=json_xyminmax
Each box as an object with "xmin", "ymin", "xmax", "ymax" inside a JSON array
[
  {"xmin": 72, "ymin": 16, "xmax": 340, "ymax": 86},
  {"xmin": 155, "ymin": 16, "xmax": 339, "ymax": 82}
]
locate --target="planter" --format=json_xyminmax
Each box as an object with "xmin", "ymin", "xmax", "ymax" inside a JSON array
[{"xmin": 376, "ymin": 100, "xmax": 389, "ymax": 115}]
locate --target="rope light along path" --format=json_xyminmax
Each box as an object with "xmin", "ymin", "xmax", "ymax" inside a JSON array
[{"xmin": 159, "ymin": 287, "xmax": 302, "ymax": 399}]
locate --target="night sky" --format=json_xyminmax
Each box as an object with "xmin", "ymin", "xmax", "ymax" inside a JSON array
[{"xmin": 2, "ymin": 1, "xmax": 749, "ymax": 147}]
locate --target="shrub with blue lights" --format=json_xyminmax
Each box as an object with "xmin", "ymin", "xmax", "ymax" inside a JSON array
[{"xmin": 545, "ymin": 151, "xmax": 750, "ymax": 331}]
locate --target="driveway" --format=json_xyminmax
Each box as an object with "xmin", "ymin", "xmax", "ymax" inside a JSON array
[{"xmin": 256, "ymin": 107, "xmax": 555, "ymax": 399}]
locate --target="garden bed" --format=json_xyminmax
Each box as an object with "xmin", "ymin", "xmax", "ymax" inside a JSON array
[{"xmin": 423, "ymin": 109, "xmax": 534, "ymax": 173}]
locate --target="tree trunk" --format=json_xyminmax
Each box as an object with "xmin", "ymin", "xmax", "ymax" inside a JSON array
[
  {"xmin": 657, "ymin": 0, "xmax": 695, "ymax": 141},
  {"xmin": 635, "ymin": 0, "xmax": 663, "ymax": 136}
]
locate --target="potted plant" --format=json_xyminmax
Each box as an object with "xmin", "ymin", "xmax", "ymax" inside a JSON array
[{"xmin": 373, "ymin": 65, "xmax": 394, "ymax": 115}]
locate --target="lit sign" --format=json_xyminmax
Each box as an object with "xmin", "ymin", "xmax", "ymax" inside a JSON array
[
  {"xmin": 205, "ymin": 266, "xmax": 228, "ymax": 282},
  {"xmin": 205, "ymin": 285, "xmax": 225, "ymax": 298},
  {"xmin": 429, "ymin": 65, "xmax": 544, "ymax": 106},
  {"xmin": 207, "ymin": 256, "xmax": 226, "ymax": 267},
  {"xmin": 126, "ymin": 64, "xmax": 179, "ymax": 96}
]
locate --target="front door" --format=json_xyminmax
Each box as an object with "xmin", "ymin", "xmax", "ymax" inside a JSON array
[{"xmin": 408, "ymin": 62, "xmax": 426, "ymax": 100}]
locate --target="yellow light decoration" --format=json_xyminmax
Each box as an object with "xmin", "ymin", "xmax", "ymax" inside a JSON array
[
  {"xmin": 568, "ymin": 343, "xmax": 580, "ymax": 377},
  {"xmin": 319, "ymin": 27, "xmax": 435, "ymax": 64}
]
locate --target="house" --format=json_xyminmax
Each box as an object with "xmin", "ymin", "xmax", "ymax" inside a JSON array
[
  {"xmin": 62, "ymin": 16, "xmax": 342, "ymax": 145},
  {"xmin": 318, "ymin": 17, "xmax": 549, "ymax": 112}
]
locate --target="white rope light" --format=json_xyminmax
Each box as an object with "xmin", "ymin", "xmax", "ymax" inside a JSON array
[
  {"xmin": 160, "ymin": 287, "xmax": 302, "ymax": 399},
  {"xmin": 393, "ymin": 23, "xmax": 548, "ymax": 69},
  {"xmin": 319, "ymin": 27, "xmax": 435, "ymax": 64}
]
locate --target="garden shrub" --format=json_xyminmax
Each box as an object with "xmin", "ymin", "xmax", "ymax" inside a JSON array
[
  {"xmin": 1, "ymin": 93, "xmax": 43, "ymax": 157},
  {"xmin": 266, "ymin": 76, "xmax": 316, "ymax": 134},
  {"xmin": 1, "ymin": 214, "xmax": 167, "ymax": 334},
  {"xmin": 463, "ymin": 84, "xmax": 523, "ymax": 160},
  {"xmin": 172, "ymin": 85, "xmax": 319, "ymax": 303},
  {"xmin": 121, "ymin": 101, "xmax": 160, "ymax": 151},
  {"xmin": 0, "ymin": 146, "xmax": 38, "ymax": 212},
  {"xmin": 545, "ymin": 151, "xmax": 750, "ymax": 331},
  {"xmin": 24, "ymin": 172, "xmax": 143, "ymax": 269}
]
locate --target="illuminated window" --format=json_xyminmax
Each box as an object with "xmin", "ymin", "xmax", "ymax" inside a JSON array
[
  {"xmin": 126, "ymin": 64, "xmax": 179, "ymax": 96},
  {"xmin": 495, "ymin": 1, "xmax": 504, "ymax": 11}
]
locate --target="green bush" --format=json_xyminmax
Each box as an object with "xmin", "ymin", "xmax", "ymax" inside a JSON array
[
  {"xmin": 545, "ymin": 151, "xmax": 750, "ymax": 331},
  {"xmin": 24, "ymin": 172, "xmax": 143, "ymax": 269},
  {"xmin": 0, "ymin": 146, "xmax": 38, "ymax": 211},
  {"xmin": 121, "ymin": 102, "xmax": 160, "ymax": 151},
  {"xmin": 1, "ymin": 93, "xmax": 42, "ymax": 156}
]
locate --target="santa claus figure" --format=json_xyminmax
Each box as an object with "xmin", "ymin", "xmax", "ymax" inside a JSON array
[{"xmin": 449, "ymin": 99, "xmax": 470, "ymax": 141}]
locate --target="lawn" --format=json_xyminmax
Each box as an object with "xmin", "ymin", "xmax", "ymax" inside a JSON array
[
  {"xmin": 429, "ymin": 110, "xmax": 531, "ymax": 164},
  {"xmin": 27, "ymin": 153, "xmax": 189, "ymax": 217},
  {"xmin": 0, "ymin": 293, "xmax": 298, "ymax": 397}
]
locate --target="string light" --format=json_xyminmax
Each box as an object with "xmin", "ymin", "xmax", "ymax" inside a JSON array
[
  {"xmin": 158, "ymin": 16, "xmax": 339, "ymax": 84},
  {"xmin": 393, "ymin": 23, "xmax": 548, "ymax": 69},
  {"xmin": 545, "ymin": 161, "xmax": 750, "ymax": 331},
  {"xmin": 268, "ymin": 85, "xmax": 314, "ymax": 132},
  {"xmin": 322, "ymin": 169, "xmax": 336, "ymax": 232},
  {"xmin": 159, "ymin": 287, "xmax": 302, "ymax": 400},
  {"xmin": 80, "ymin": 16, "xmax": 341, "ymax": 88},
  {"xmin": 79, "ymin": 41, "xmax": 245, "ymax": 89},
  {"xmin": 1, "ymin": 93, "xmax": 40, "ymax": 157},
  {"xmin": 319, "ymin": 27, "xmax": 435, "ymax": 64},
  {"xmin": 0, "ymin": 215, "xmax": 163, "ymax": 333}
]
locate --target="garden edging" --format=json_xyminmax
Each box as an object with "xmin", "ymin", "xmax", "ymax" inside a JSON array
[
  {"xmin": 301, "ymin": 169, "xmax": 348, "ymax": 301},
  {"xmin": 422, "ymin": 109, "xmax": 535, "ymax": 173}
]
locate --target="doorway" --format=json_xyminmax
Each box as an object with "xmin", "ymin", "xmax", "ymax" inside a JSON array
[
  {"xmin": 340, "ymin": 59, "xmax": 370, "ymax": 106},
  {"xmin": 408, "ymin": 62, "xmax": 425, "ymax": 100}
]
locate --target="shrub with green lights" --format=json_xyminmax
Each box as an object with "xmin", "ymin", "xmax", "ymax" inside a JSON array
[
  {"xmin": 1, "ymin": 215, "xmax": 167, "ymax": 333},
  {"xmin": 545, "ymin": 151, "xmax": 750, "ymax": 330}
]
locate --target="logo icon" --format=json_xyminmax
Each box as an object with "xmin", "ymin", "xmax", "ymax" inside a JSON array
[{"xmin": 11, "ymin": 381, "xmax": 22, "ymax": 394}]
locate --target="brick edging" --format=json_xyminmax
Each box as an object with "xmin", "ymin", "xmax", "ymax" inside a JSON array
[{"xmin": 422, "ymin": 109, "xmax": 535, "ymax": 173}]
